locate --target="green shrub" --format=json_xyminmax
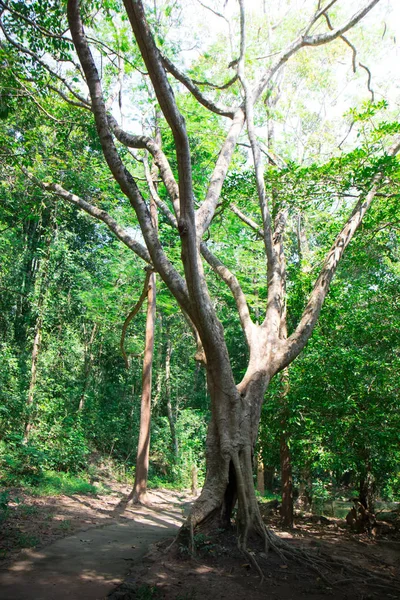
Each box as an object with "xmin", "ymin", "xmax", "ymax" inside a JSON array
[
  {"xmin": 32, "ymin": 416, "xmax": 89, "ymax": 472},
  {"xmin": 0, "ymin": 437, "xmax": 46, "ymax": 486}
]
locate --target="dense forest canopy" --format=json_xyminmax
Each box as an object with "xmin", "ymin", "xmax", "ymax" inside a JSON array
[{"xmin": 0, "ymin": 0, "xmax": 399, "ymax": 552}]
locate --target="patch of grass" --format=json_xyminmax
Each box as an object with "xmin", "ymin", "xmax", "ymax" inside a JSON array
[
  {"xmin": 136, "ymin": 584, "xmax": 159, "ymax": 599},
  {"xmin": 28, "ymin": 470, "xmax": 98, "ymax": 496},
  {"xmin": 15, "ymin": 532, "xmax": 39, "ymax": 548},
  {"xmin": 176, "ymin": 591, "xmax": 197, "ymax": 600},
  {"xmin": 256, "ymin": 491, "xmax": 281, "ymax": 503},
  {"xmin": 59, "ymin": 519, "xmax": 72, "ymax": 531},
  {"xmin": 19, "ymin": 504, "xmax": 39, "ymax": 517},
  {"xmin": 147, "ymin": 475, "xmax": 183, "ymax": 491}
]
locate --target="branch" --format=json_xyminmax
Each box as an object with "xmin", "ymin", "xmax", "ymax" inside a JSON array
[
  {"xmin": 142, "ymin": 152, "xmax": 178, "ymax": 228},
  {"xmin": 253, "ymin": 0, "xmax": 381, "ymax": 103},
  {"xmin": 195, "ymin": 0, "xmax": 234, "ymax": 55},
  {"xmin": 200, "ymin": 242, "xmax": 254, "ymax": 345},
  {"xmin": 303, "ymin": 0, "xmax": 339, "ymax": 36},
  {"xmin": 67, "ymin": 0, "xmax": 190, "ymax": 312},
  {"xmin": 230, "ymin": 204, "xmax": 263, "ymax": 239},
  {"xmin": 237, "ymin": 0, "xmax": 282, "ymax": 340},
  {"xmin": 122, "ymin": 0, "xmax": 194, "ymax": 210},
  {"xmin": 21, "ymin": 167, "xmax": 151, "ymax": 263},
  {"xmin": 195, "ymin": 108, "xmax": 246, "ymax": 237},
  {"xmin": 323, "ymin": 12, "xmax": 374, "ymax": 100},
  {"xmin": 192, "ymin": 74, "xmax": 238, "ymax": 90},
  {"xmin": 0, "ymin": 19, "xmax": 89, "ymax": 107},
  {"xmin": 303, "ymin": 0, "xmax": 381, "ymax": 47},
  {"xmin": 276, "ymin": 137, "xmax": 400, "ymax": 372},
  {"xmin": 108, "ymin": 115, "xmax": 180, "ymax": 218},
  {"xmin": 161, "ymin": 54, "xmax": 236, "ymax": 118},
  {"xmin": 359, "ymin": 63, "xmax": 374, "ymax": 102},
  {"xmin": 120, "ymin": 268, "xmax": 153, "ymax": 369}
]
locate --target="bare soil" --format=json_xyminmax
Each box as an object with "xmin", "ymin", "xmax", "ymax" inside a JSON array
[
  {"xmin": 1, "ymin": 486, "xmax": 400, "ymax": 600},
  {"xmin": 110, "ymin": 505, "xmax": 400, "ymax": 600}
]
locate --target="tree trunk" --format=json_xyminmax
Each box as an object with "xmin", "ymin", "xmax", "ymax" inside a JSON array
[
  {"xmin": 279, "ymin": 367, "xmax": 293, "ymax": 528},
  {"xmin": 23, "ymin": 211, "xmax": 54, "ymax": 441},
  {"xmin": 256, "ymin": 452, "xmax": 265, "ymax": 496},
  {"xmin": 280, "ymin": 433, "xmax": 293, "ymax": 528},
  {"xmin": 359, "ymin": 464, "xmax": 375, "ymax": 513},
  {"xmin": 78, "ymin": 322, "xmax": 98, "ymax": 412},
  {"xmin": 264, "ymin": 467, "xmax": 275, "ymax": 493},
  {"xmin": 23, "ymin": 314, "xmax": 42, "ymax": 442},
  {"xmin": 132, "ymin": 272, "xmax": 156, "ymax": 504},
  {"xmin": 165, "ymin": 337, "xmax": 178, "ymax": 458},
  {"xmin": 186, "ymin": 359, "xmax": 273, "ymax": 552}
]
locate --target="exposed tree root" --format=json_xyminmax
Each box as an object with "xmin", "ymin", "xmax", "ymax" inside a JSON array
[{"xmin": 259, "ymin": 525, "xmax": 400, "ymax": 594}]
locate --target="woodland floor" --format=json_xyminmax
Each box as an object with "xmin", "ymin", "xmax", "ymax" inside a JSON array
[{"xmin": 0, "ymin": 483, "xmax": 399, "ymax": 600}]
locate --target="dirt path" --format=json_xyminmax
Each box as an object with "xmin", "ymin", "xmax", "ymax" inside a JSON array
[{"xmin": 0, "ymin": 489, "xmax": 189, "ymax": 600}]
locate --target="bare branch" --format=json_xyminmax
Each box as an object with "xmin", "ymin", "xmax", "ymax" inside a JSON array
[
  {"xmin": 120, "ymin": 268, "xmax": 153, "ymax": 368},
  {"xmin": 67, "ymin": 0, "xmax": 190, "ymax": 312},
  {"xmin": 304, "ymin": 0, "xmax": 339, "ymax": 36},
  {"xmin": 230, "ymin": 204, "xmax": 263, "ymax": 239},
  {"xmin": 303, "ymin": 0, "xmax": 381, "ymax": 47},
  {"xmin": 200, "ymin": 242, "xmax": 255, "ymax": 344},
  {"xmin": 195, "ymin": 108, "xmax": 245, "ymax": 237},
  {"xmin": 21, "ymin": 167, "xmax": 152, "ymax": 264},
  {"xmin": 161, "ymin": 54, "xmax": 236, "ymax": 118},
  {"xmin": 195, "ymin": 0, "xmax": 234, "ymax": 55},
  {"xmin": 191, "ymin": 74, "xmax": 238, "ymax": 90},
  {"xmin": 323, "ymin": 12, "xmax": 357, "ymax": 72},
  {"xmin": 253, "ymin": 0, "xmax": 381, "ymax": 103},
  {"xmin": 237, "ymin": 0, "xmax": 282, "ymax": 340},
  {"xmin": 142, "ymin": 153, "xmax": 178, "ymax": 228},
  {"xmin": 323, "ymin": 10, "xmax": 374, "ymax": 99},
  {"xmin": 108, "ymin": 115, "xmax": 180, "ymax": 218},
  {"xmin": 359, "ymin": 63, "xmax": 374, "ymax": 101}
]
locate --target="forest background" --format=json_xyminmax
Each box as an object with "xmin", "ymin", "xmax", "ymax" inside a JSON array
[{"xmin": 0, "ymin": 0, "xmax": 399, "ymax": 528}]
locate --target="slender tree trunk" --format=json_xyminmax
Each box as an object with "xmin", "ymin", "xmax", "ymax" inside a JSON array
[
  {"xmin": 23, "ymin": 211, "xmax": 55, "ymax": 441},
  {"xmin": 165, "ymin": 336, "xmax": 178, "ymax": 458},
  {"xmin": 264, "ymin": 467, "xmax": 275, "ymax": 493},
  {"xmin": 256, "ymin": 451, "xmax": 265, "ymax": 496},
  {"xmin": 359, "ymin": 462, "xmax": 375, "ymax": 513},
  {"xmin": 132, "ymin": 272, "xmax": 156, "ymax": 504},
  {"xmin": 78, "ymin": 322, "xmax": 98, "ymax": 412},
  {"xmin": 280, "ymin": 432, "xmax": 293, "ymax": 528},
  {"xmin": 23, "ymin": 314, "xmax": 42, "ymax": 442},
  {"xmin": 278, "ymin": 364, "xmax": 294, "ymax": 527}
]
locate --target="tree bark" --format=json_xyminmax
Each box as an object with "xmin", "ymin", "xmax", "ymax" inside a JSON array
[
  {"xmin": 256, "ymin": 452, "xmax": 265, "ymax": 496},
  {"xmin": 23, "ymin": 314, "xmax": 42, "ymax": 442},
  {"xmin": 186, "ymin": 357, "xmax": 272, "ymax": 547},
  {"xmin": 165, "ymin": 336, "xmax": 178, "ymax": 458},
  {"xmin": 23, "ymin": 210, "xmax": 54, "ymax": 442},
  {"xmin": 78, "ymin": 322, "xmax": 98, "ymax": 412},
  {"xmin": 359, "ymin": 463, "xmax": 375, "ymax": 513},
  {"xmin": 280, "ymin": 432, "xmax": 293, "ymax": 528},
  {"xmin": 132, "ymin": 272, "xmax": 156, "ymax": 504}
]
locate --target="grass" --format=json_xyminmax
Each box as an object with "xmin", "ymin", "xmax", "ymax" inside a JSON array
[
  {"xmin": 256, "ymin": 490, "xmax": 281, "ymax": 503},
  {"xmin": 59, "ymin": 519, "xmax": 73, "ymax": 531},
  {"xmin": 26, "ymin": 470, "xmax": 99, "ymax": 496},
  {"xmin": 15, "ymin": 532, "xmax": 39, "ymax": 548}
]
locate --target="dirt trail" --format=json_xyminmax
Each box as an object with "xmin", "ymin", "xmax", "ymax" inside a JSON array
[{"xmin": 0, "ymin": 489, "xmax": 188, "ymax": 600}]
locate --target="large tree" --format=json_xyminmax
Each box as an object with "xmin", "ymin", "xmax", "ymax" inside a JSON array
[{"xmin": 1, "ymin": 0, "xmax": 399, "ymax": 554}]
